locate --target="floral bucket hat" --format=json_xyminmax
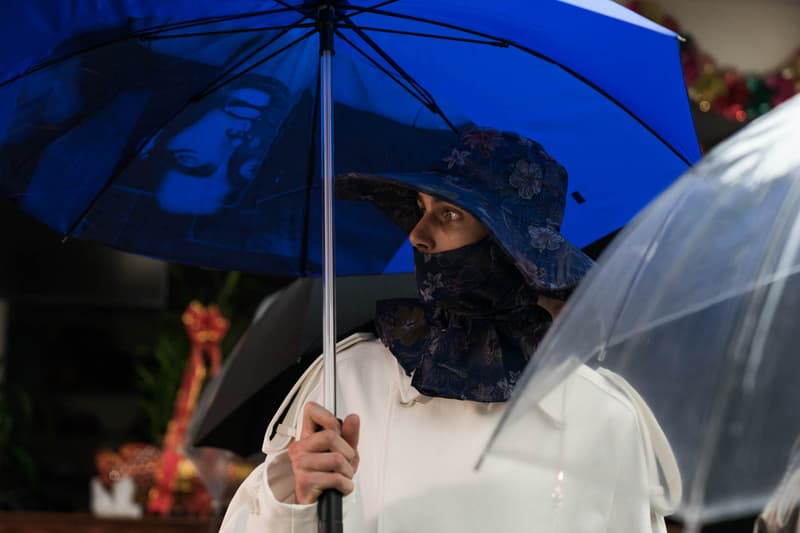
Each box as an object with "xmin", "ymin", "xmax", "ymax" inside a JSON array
[{"xmin": 336, "ymin": 126, "xmax": 594, "ymax": 291}]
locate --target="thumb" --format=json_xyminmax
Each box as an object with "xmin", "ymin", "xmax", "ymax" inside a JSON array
[{"xmin": 341, "ymin": 414, "xmax": 360, "ymax": 454}]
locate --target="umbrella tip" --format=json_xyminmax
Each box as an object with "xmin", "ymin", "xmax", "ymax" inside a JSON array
[{"xmin": 677, "ymin": 34, "xmax": 687, "ymax": 43}]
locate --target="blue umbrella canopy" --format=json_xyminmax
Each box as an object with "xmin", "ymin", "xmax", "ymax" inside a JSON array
[{"xmin": 0, "ymin": 0, "xmax": 700, "ymax": 276}]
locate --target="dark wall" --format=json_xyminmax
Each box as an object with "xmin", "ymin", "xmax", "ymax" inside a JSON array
[{"xmin": 0, "ymin": 200, "xmax": 167, "ymax": 307}]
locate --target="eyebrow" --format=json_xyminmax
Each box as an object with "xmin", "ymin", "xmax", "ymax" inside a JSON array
[{"xmin": 417, "ymin": 194, "xmax": 456, "ymax": 207}]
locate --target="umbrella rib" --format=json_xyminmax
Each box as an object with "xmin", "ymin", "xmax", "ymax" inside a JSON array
[
  {"xmin": 340, "ymin": 17, "xmax": 434, "ymax": 105},
  {"xmin": 267, "ymin": 0, "xmax": 403, "ymax": 20},
  {"xmin": 198, "ymin": 22, "xmax": 313, "ymax": 98},
  {"xmin": 137, "ymin": 2, "xmax": 406, "ymax": 42},
  {"xmin": 0, "ymin": 6, "xmax": 298, "ymax": 88},
  {"xmin": 139, "ymin": 23, "xmax": 317, "ymax": 41},
  {"xmin": 61, "ymin": 28, "xmax": 315, "ymax": 241},
  {"xmin": 346, "ymin": 7, "xmax": 515, "ymax": 43},
  {"xmin": 135, "ymin": 7, "xmax": 298, "ymax": 36},
  {"xmin": 602, "ymin": 265, "xmax": 800, "ymax": 352},
  {"xmin": 269, "ymin": 0, "xmax": 306, "ymax": 16},
  {"xmin": 337, "ymin": 24, "xmax": 509, "ymax": 47},
  {"xmin": 138, "ymin": 6, "xmax": 298, "ymax": 34},
  {"xmin": 267, "ymin": 0, "xmax": 401, "ymax": 18},
  {"xmin": 354, "ymin": 7, "xmax": 694, "ymax": 166},
  {"xmin": 345, "ymin": 0, "xmax": 402, "ymax": 19},
  {"xmin": 190, "ymin": 14, "xmax": 310, "ymax": 97},
  {"xmin": 596, "ymin": 196, "xmax": 800, "ymax": 360},
  {"xmin": 591, "ymin": 183, "xmax": 694, "ymax": 364},
  {"xmin": 339, "ymin": 17, "xmax": 460, "ymax": 133},
  {"xmin": 334, "ymin": 30, "xmax": 437, "ymax": 113}
]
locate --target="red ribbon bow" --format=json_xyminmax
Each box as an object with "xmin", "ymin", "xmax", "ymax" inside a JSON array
[{"xmin": 148, "ymin": 301, "xmax": 229, "ymax": 516}]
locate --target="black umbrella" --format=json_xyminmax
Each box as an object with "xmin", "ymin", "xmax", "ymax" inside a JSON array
[{"xmin": 188, "ymin": 273, "xmax": 416, "ymax": 457}]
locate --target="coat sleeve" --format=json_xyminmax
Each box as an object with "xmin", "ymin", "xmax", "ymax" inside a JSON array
[
  {"xmin": 218, "ymin": 455, "xmax": 316, "ymax": 533},
  {"xmin": 219, "ymin": 451, "xmax": 358, "ymax": 533},
  {"xmin": 219, "ymin": 352, "xmax": 357, "ymax": 533}
]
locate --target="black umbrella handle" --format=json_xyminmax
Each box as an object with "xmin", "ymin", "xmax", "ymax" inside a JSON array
[
  {"xmin": 317, "ymin": 415, "xmax": 344, "ymax": 533},
  {"xmin": 318, "ymin": 489, "xmax": 343, "ymax": 533}
]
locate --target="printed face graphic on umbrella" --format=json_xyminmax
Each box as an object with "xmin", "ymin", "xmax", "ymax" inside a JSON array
[{"xmin": 149, "ymin": 75, "xmax": 290, "ymax": 215}]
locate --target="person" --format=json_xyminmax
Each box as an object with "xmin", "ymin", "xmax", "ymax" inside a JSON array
[
  {"xmin": 137, "ymin": 73, "xmax": 292, "ymax": 216},
  {"xmin": 220, "ymin": 127, "xmax": 679, "ymax": 532},
  {"xmin": 8, "ymin": 38, "xmax": 293, "ymax": 222},
  {"xmin": 83, "ymin": 70, "xmax": 299, "ymax": 264}
]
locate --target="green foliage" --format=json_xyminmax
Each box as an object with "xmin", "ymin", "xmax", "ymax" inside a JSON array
[
  {"xmin": 132, "ymin": 266, "xmax": 290, "ymax": 445},
  {"xmin": 134, "ymin": 329, "xmax": 189, "ymax": 444},
  {"xmin": 0, "ymin": 384, "xmax": 38, "ymax": 494}
]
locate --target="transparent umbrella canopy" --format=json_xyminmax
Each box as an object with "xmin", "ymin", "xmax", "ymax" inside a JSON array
[
  {"xmin": 755, "ymin": 441, "xmax": 800, "ymax": 533},
  {"xmin": 480, "ymin": 94, "xmax": 800, "ymax": 533}
]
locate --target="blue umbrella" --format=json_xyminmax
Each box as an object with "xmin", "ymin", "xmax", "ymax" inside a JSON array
[
  {"xmin": 1, "ymin": 0, "xmax": 699, "ymax": 276},
  {"xmin": 0, "ymin": 2, "xmax": 700, "ymax": 528}
]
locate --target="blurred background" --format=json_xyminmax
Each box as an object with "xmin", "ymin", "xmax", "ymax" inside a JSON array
[
  {"xmin": 1, "ymin": 0, "xmax": 798, "ymax": 531},
  {"xmin": 0, "ymin": 201, "xmax": 290, "ymax": 516}
]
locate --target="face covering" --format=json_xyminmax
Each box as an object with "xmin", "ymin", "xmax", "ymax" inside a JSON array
[{"xmin": 375, "ymin": 237, "xmax": 553, "ymax": 402}]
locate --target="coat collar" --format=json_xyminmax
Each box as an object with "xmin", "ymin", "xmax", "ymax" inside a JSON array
[
  {"xmin": 398, "ymin": 366, "xmax": 567, "ymax": 428},
  {"xmin": 535, "ymin": 377, "xmax": 566, "ymax": 428}
]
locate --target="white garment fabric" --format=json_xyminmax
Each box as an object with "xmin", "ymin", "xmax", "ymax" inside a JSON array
[{"xmin": 220, "ymin": 333, "xmax": 679, "ymax": 533}]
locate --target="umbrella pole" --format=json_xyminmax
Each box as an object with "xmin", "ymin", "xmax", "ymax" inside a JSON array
[
  {"xmin": 318, "ymin": 4, "xmax": 343, "ymax": 533},
  {"xmin": 320, "ymin": 6, "xmax": 337, "ymax": 427}
]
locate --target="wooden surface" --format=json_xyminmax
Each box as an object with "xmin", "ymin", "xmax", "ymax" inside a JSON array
[{"xmin": 0, "ymin": 513, "xmax": 221, "ymax": 533}]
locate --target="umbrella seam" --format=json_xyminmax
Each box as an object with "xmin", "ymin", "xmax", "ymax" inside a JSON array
[{"xmin": 0, "ymin": 6, "xmax": 300, "ymax": 88}]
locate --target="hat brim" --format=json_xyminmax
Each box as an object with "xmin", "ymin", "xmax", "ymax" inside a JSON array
[{"xmin": 337, "ymin": 171, "xmax": 594, "ymax": 291}]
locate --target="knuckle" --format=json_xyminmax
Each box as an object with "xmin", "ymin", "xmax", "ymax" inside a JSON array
[
  {"xmin": 339, "ymin": 477, "xmax": 354, "ymax": 495},
  {"xmin": 321, "ymin": 429, "xmax": 336, "ymax": 444},
  {"xmin": 287, "ymin": 441, "xmax": 301, "ymax": 460},
  {"xmin": 334, "ymin": 454, "xmax": 347, "ymax": 470}
]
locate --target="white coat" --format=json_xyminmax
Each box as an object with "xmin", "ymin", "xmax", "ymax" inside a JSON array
[{"xmin": 220, "ymin": 333, "xmax": 680, "ymax": 533}]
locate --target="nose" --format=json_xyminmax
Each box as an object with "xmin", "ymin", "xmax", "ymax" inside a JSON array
[{"xmin": 409, "ymin": 216, "xmax": 434, "ymax": 252}]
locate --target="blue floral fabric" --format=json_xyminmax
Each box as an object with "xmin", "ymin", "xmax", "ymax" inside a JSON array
[
  {"xmin": 341, "ymin": 127, "xmax": 594, "ymax": 401},
  {"xmin": 337, "ymin": 126, "xmax": 595, "ymax": 291},
  {"xmin": 375, "ymin": 238, "xmax": 552, "ymax": 402}
]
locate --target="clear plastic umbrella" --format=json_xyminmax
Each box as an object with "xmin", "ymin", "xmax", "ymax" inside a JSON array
[
  {"xmin": 480, "ymin": 94, "xmax": 800, "ymax": 533},
  {"xmin": 756, "ymin": 440, "xmax": 800, "ymax": 532}
]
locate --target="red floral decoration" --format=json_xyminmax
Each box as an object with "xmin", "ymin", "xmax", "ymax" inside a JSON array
[
  {"xmin": 626, "ymin": 0, "xmax": 800, "ymax": 122},
  {"xmin": 147, "ymin": 301, "xmax": 229, "ymax": 516}
]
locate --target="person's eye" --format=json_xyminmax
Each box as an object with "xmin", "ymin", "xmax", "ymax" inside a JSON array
[
  {"xmin": 172, "ymin": 150, "xmax": 201, "ymax": 168},
  {"xmin": 442, "ymin": 209, "xmax": 460, "ymax": 222},
  {"xmin": 169, "ymin": 149, "xmax": 216, "ymax": 176},
  {"xmin": 225, "ymin": 101, "xmax": 264, "ymax": 120}
]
